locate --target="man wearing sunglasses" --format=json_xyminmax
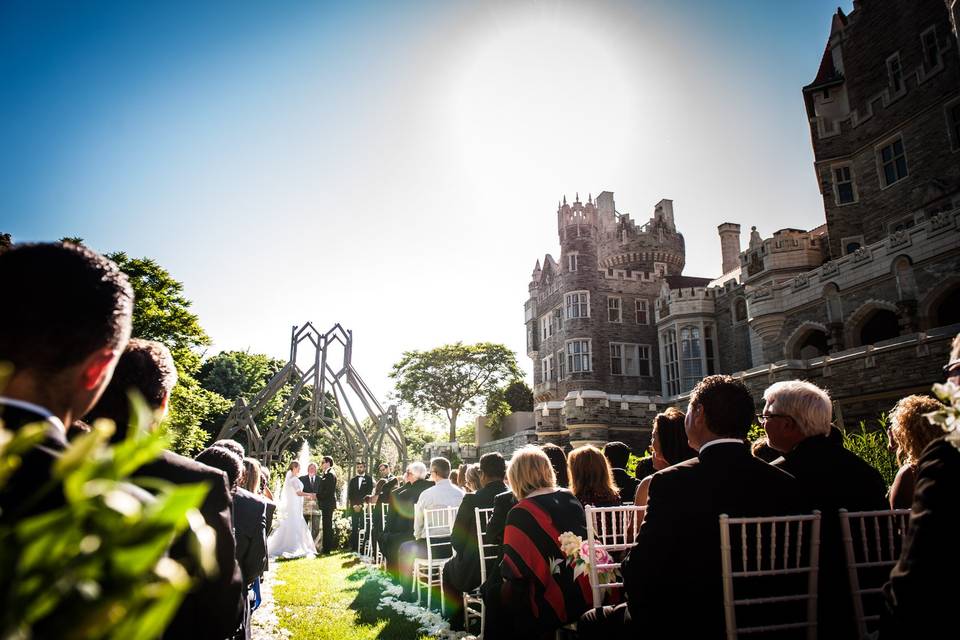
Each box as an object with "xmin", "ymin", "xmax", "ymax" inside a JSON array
[{"xmin": 761, "ymin": 379, "xmax": 887, "ymax": 636}]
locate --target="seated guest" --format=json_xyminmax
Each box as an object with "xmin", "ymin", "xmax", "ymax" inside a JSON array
[
  {"xmin": 541, "ymin": 442, "xmax": 569, "ymax": 488},
  {"xmin": 442, "ymin": 452, "xmax": 509, "ymax": 630},
  {"xmin": 196, "ymin": 446, "xmax": 268, "ymax": 594},
  {"xmin": 369, "ymin": 463, "xmax": 397, "ymax": 561},
  {"xmin": 569, "ymin": 445, "xmax": 620, "ymax": 508},
  {"xmin": 0, "ymin": 242, "xmax": 133, "ymax": 520},
  {"xmin": 381, "ymin": 462, "xmax": 433, "ymax": 577},
  {"xmin": 602, "ymin": 441, "xmax": 638, "ymax": 503},
  {"xmin": 464, "ymin": 463, "xmax": 481, "ymax": 493},
  {"xmin": 632, "ymin": 408, "xmax": 697, "ymax": 509},
  {"xmin": 245, "ymin": 458, "xmax": 276, "ymax": 535},
  {"xmin": 258, "ymin": 463, "xmax": 274, "ymax": 501},
  {"xmin": 882, "ymin": 334, "xmax": 960, "ymax": 638},
  {"xmin": 750, "ymin": 436, "xmax": 782, "ymax": 463},
  {"xmin": 887, "ymin": 394, "xmax": 944, "ymax": 509},
  {"xmin": 762, "ymin": 379, "xmax": 887, "ymax": 635},
  {"xmin": 85, "ymin": 339, "xmax": 246, "ymax": 640},
  {"xmin": 582, "ymin": 375, "xmax": 804, "ymax": 638},
  {"xmin": 398, "ymin": 457, "xmax": 465, "ymax": 597},
  {"xmin": 484, "ymin": 446, "xmax": 592, "ymax": 637}
]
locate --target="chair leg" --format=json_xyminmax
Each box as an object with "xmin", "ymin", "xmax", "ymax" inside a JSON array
[
  {"xmin": 439, "ymin": 569, "xmax": 444, "ymax": 616},
  {"xmin": 479, "ymin": 600, "xmax": 485, "ymax": 639}
]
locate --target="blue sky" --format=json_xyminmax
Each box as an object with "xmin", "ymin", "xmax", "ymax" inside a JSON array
[{"xmin": 0, "ymin": 0, "xmax": 851, "ymax": 424}]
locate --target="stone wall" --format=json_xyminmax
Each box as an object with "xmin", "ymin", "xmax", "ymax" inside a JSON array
[{"xmin": 477, "ymin": 429, "xmax": 540, "ymax": 459}]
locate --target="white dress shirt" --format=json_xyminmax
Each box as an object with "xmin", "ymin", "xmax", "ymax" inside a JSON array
[{"xmin": 413, "ymin": 478, "xmax": 465, "ymax": 539}]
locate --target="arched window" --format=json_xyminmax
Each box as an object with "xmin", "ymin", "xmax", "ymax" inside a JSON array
[
  {"xmin": 794, "ymin": 331, "xmax": 829, "ymax": 359},
  {"xmin": 680, "ymin": 326, "xmax": 703, "ymax": 391},
  {"xmin": 845, "ymin": 241, "xmax": 861, "ymax": 254},
  {"xmin": 933, "ymin": 284, "xmax": 960, "ymax": 327},
  {"xmin": 859, "ymin": 310, "xmax": 900, "ymax": 346}
]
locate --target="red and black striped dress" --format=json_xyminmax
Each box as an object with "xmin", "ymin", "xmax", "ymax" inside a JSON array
[{"xmin": 499, "ymin": 489, "xmax": 592, "ymax": 635}]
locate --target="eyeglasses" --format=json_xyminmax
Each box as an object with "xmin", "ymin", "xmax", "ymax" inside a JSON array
[{"xmin": 756, "ymin": 413, "xmax": 791, "ymax": 424}]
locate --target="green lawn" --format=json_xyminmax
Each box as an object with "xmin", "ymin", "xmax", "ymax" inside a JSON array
[{"xmin": 272, "ymin": 553, "xmax": 433, "ymax": 640}]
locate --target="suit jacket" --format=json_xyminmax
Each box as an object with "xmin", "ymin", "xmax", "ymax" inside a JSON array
[
  {"xmin": 881, "ymin": 438, "xmax": 960, "ymax": 638},
  {"xmin": 136, "ymin": 450, "xmax": 246, "ymax": 640},
  {"xmin": 0, "ymin": 403, "xmax": 69, "ymax": 521},
  {"xmin": 318, "ymin": 470, "xmax": 337, "ymax": 509},
  {"xmin": 233, "ymin": 488, "xmax": 269, "ymax": 587},
  {"xmin": 347, "ymin": 473, "xmax": 373, "ymax": 507},
  {"xmin": 622, "ymin": 441, "xmax": 805, "ymax": 637},
  {"xmin": 299, "ymin": 473, "xmax": 320, "ymax": 497},
  {"xmin": 774, "ymin": 434, "xmax": 888, "ymax": 635},
  {"xmin": 612, "ymin": 467, "xmax": 639, "ymax": 504},
  {"xmin": 445, "ymin": 479, "xmax": 508, "ymax": 592},
  {"xmin": 384, "ymin": 478, "xmax": 434, "ymax": 536}
]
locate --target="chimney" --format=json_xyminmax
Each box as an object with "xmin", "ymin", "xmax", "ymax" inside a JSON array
[{"xmin": 717, "ymin": 223, "xmax": 742, "ymax": 275}]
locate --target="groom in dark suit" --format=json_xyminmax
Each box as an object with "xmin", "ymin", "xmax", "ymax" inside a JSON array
[
  {"xmin": 299, "ymin": 462, "xmax": 321, "ymax": 541},
  {"xmin": 318, "ymin": 455, "xmax": 338, "ymax": 553}
]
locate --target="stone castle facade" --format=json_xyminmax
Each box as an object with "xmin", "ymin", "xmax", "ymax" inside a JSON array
[{"xmin": 524, "ymin": 0, "xmax": 960, "ymax": 453}]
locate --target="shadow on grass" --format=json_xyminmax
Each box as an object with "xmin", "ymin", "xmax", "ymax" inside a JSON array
[{"xmin": 347, "ymin": 570, "xmax": 426, "ymax": 640}]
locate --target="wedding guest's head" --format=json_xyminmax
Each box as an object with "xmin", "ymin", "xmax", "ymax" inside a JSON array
[
  {"xmin": 197, "ymin": 446, "xmax": 243, "ymax": 492},
  {"xmin": 465, "ymin": 464, "xmax": 482, "ymax": 492},
  {"xmin": 408, "ymin": 461, "xmax": 428, "ymax": 481},
  {"xmin": 85, "ymin": 339, "xmax": 177, "ymax": 442},
  {"xmin": 478, "ymin": 452, "xmax": 506, "ymax": 487},
  {"xmin": 890, "ymin": 395, "xmax": 944, "ymax": 466},
  {"xmin": 377, "ymin": 462, "xmax": 390, "ymax": 478},
  {"xmin": 686, "ymin": 375, "xmax": 755, "ymax": 449},
  {"xmin": 321, "ymin": 455, "xmax": 333, "ymax": 471},
  {"xmin": 259, "ymin": 464, "xmax": 271, "ymax": 494},
  {"xmin": 761, "ymin": 380, "xmax": 832, "ymax": 453},
  {"xmin": 213, "ymin": 439, "xmax": 245, "ymax": 459},
  {"xmin": 508, "ymin": 445, "xmax": 556, "ymax": 500},
  {"xmin": 568, "ymin": 445, "xmax": 619, "ymax": 507},
  {"xmin": 449, "ymin": 470, "xmax": 459, "ymax": 486},
  {"xmin": 429, "ymin": 457, "xmax": 451, "ymax": 481},
  {"xmin": 540, "ymin": 443, "xmax": 568, "ymax": 488},
  {"xmin": 602, "ymin": 441, "xmax": 631, "ymax": 470},
  {"xmin": 307, "ymin": 463, "xmax": 317, "ymax": 476},
  {"xmin": 651, "ymin": 408, "xmax": 697, "ymax": 470},
  {"xmin": 356, "ymin": 462, "xmax": 366, "ymax": 476},
  {"xmin": 457, "ymin": 463, "xmax": 469, "ymax": 488},
  {"xmin": 0, "ymin": 242, "xmax": 133, "ymax": 424},
  {"xmin": 242, "ymin": 457, "xmax": 262, "ymax": 494}
]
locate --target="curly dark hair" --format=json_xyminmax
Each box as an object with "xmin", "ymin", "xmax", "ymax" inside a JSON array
[
  {"xmin": 653, "ymin": 408, "xmax": 697, "ymax": 466},
  {"xmin": 196, "ymin": 446, "xmax": 243, "ymax": 492},
  {"xmin": 602, "ymin": 441, "xmax": 631, "ymax": 469},
  {"xmin": 0, "ymin": 242, "xmax": 133, "ymax": 374},
  {"xmin": 689, "ymin": 375, "xmax": 755, "ymax": 439}
]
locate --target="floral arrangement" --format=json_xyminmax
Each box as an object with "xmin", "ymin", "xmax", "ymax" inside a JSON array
[
  {"xmin": 926, "ymin": 380, "xmax": 960, "ymax": 450},
  {"xmin": 553, "ymin": 532, "xmax": 616, "ymax": 583}
]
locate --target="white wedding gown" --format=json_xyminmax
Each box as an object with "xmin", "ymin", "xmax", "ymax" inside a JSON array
[{"xmin": 267, "ymin": 472, "xmax": 317, "ymax": 559}]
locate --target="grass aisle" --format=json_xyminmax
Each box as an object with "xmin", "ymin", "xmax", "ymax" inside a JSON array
[{"xmin": 272, "ymin": 553, "xmax": 432, "ymax": 640}]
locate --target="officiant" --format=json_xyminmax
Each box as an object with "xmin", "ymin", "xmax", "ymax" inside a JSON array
[{"xmin": 299, "ymin": 462, "xmax": 321, "ymax": 542}]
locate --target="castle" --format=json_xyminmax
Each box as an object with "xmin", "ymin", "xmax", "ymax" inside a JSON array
[{"xmin": 523, "ymin": 0, "xmax": 960, "ymax": 453}]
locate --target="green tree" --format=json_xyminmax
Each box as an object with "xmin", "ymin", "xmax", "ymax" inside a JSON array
[
  {"xmin": 199, "ymin": 350, "xmax": 285, "ymax": 400},
  {"xmin": 401, "ymin": 418, "xmax": 439, "ymax": 460},
  {"xmin": 106, "ymin": 252, "xmax": 211, "ymax": 376},
  {"xmin": 391, "ymin": 342, "xmax": 521, "ymax": 442},
  {"xmin": 503, "ymin": 380, "xmax": 534, "ymax": 411},
  {"xmin": 457, "ymin": 421, "xmax": 477, "ymax": 445},
  {"xmin": 59, "ymin": 236, "xmax": 85, "ymax": 245},
  {"xmin": 0, "ymin": 233, "xmax": 12, "ymax": 253},
  {"xmin": 484, "ymin": 379, "xmax": 534, "ymax": 436}
]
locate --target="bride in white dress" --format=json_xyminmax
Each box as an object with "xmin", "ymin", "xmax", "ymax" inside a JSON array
[{"xmin": 267, "ymin": 461, "xmax": 318, "ymax": 559}]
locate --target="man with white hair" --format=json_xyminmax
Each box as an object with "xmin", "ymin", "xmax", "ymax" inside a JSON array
[
  {"xmin": 761, "ymin": 379, "xmax": 886, "ymax": 635},
  {"xmin": 380, "ymin": 461, "xmax": 434, "ymax": 577}
]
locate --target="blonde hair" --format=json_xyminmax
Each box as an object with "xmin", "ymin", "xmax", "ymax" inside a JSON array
[
  {"xmin": 890, "ymin": 395, "xmax": 944, "ymax": 465},
  {"xmin": 507, "ymin": 445, "xmax": 556, "ymax": 500},
  {"xmin": 762, "ymin": 380, "xmax": 832, "ymax": 438},
  {"xmin": 465, "ymin": 464, "xmax": 482, "ymax": 492}
]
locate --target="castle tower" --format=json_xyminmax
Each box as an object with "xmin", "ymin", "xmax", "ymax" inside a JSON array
[{"xmin": 717, "ymin": 223, "xmax": 742, "ymax": 275}]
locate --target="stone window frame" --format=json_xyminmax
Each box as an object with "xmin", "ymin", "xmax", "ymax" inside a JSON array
[
  {"xmin": 541, "ymin": 354, "xmax": 555, "ymax": 383},
  {"xmin": 653, "ymin": 262, "xmax": 668, "ymax": 277},
  {"xmin": 551, "ymin": 306, "xmax": 563, "ymax": 335},
  {"xmin": 830, "ymin": 161, "xmax": 858, "ymax": 206},
  {"xmin": 886, "ymin": 51, "xmax": 905, "ymax": 95},
  {"xmin": 607, "ymin": 296, "xmax": 623, "ymax": 323},
  {"xmin": 946, "ymin": 97, "xmax": 960, "ymax": 153},
  {"xmin": 636, "ymin": 299, "xmax": 649, "ymax": 325},
  {"xmin": 660, "ymin": 327, "xmax": 681, "ymax": 397},
  {"xmin": 540, "ymin": 315, "xmax": 551, "ymax": 341},
  {"xmin": 841, "ymin": 234, "xmax": 865, "ymax": 255},
  {"xmin": 565, "ymin": 338, "xmax": 592, "ymax": 374},
  {"xmin": 875, "ymin": 133, "xmax": 909, "ymax": 190},
  {"xmin": 733, "ymin": 297, "xmax": 748, "ymax": 324},
  {"xmin": 567, "ymin": 252, "xmax": 579, "ymax": 273},
  {"xmin": 565, "ymin": 290, "xmax": 590, "ymax": 319},
  {"xmin": 556, "ymin": 348, "xmax": 565, "ymax": 380},
  {"xmin": 609, "ymin": 342, "xmax": 651, "ymax": 377},
  {"xmin": 920, "ymin": 25, "xmax": 942, "ymax": 73}
]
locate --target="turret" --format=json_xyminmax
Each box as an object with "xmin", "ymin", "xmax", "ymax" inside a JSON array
[{"xmin": 717, "ymin": 223, "xmax": 742, "ymax": 275}]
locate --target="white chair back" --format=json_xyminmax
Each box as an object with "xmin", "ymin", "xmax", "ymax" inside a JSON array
[
  {"xmin": 839, "ymin": 508, "xmax": 910, "ymax": 639},
  {"xmin": 474, "ymin": 507, "xmax": 496, "ymax": 583},
  {"xmin": 719, "ymin": 511, "xmax": 821, "ymax": 640},
  {"xmin": 584, "ymin": 504, "xmax": 645, "ymax": 607},
  {"xmin": 423, "ymin": 506, "xmax": 457, "ymax": 561}
]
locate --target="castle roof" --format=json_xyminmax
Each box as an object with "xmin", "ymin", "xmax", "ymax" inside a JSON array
[{"xmin": 664, "ymin": 275, "xmax": 713, "ymax": 290}]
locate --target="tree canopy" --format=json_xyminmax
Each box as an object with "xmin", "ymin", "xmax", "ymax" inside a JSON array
[
  {"xmin": 484, "ymin": 379, "xmax": 534, "ymax": 436},
  {"xmin": 390, "ymin": 342, "xmax": 521, "ymax": 442}
]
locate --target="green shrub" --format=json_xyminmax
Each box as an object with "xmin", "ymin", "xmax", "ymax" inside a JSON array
[
  {"xmin": 842, "ymin": 417, "xmax": 898, "ymax": 488},
  {"xmin": 0, "ymin": 404, "xmax": 215, "ymax": 639}
]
